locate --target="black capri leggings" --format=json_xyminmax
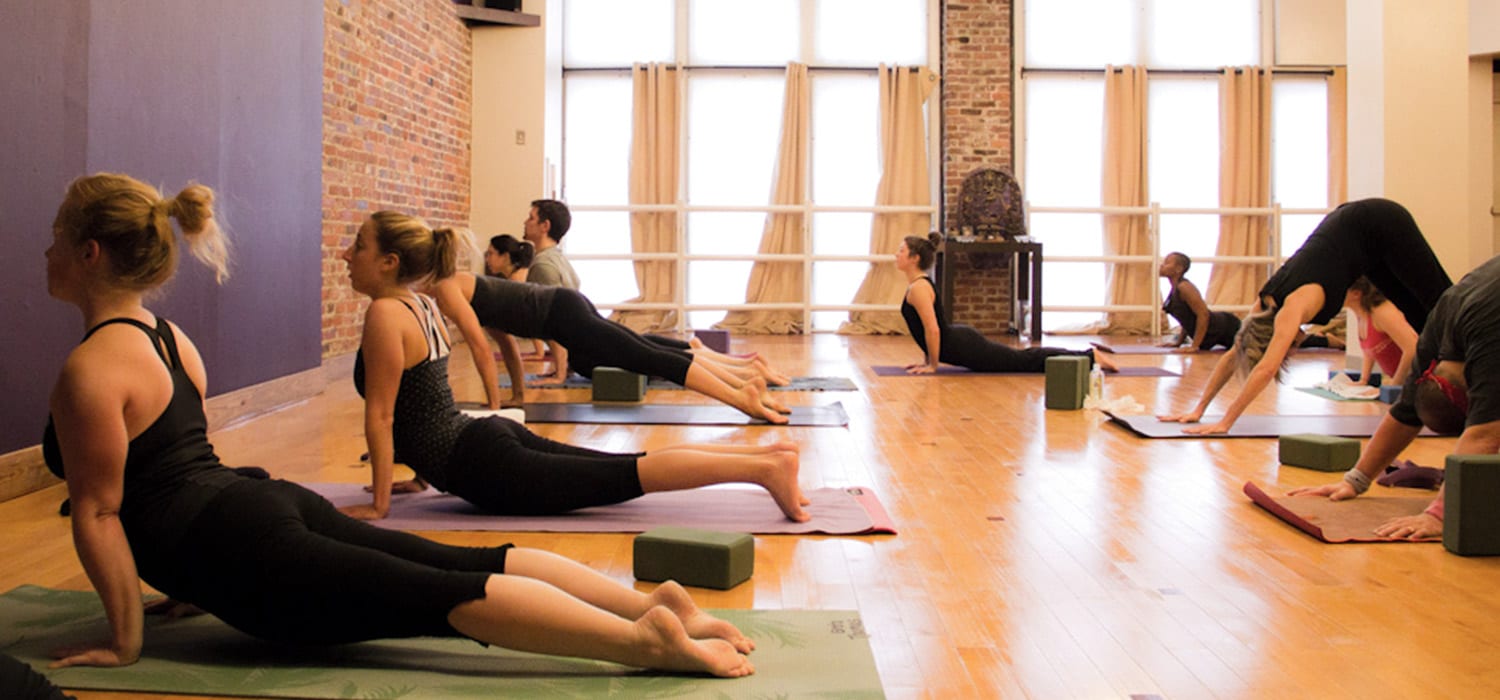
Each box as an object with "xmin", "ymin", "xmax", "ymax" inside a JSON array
[
  {"xmin": 569, "ymin": 333, "xmax": 691, "ymax": 379},
  {"xmin": 1347, "ymin": 200, "xmax": 1451, "ymax": 332},
  {"xmin": 153, "ymin": 479, "xmax": 506, "ymax": 645},
  {"xmin": 941, "ymin": 325, "xmax": 1093, "ymax": 373},
  {"xmin": 444, "ymin": 416, "xmax": 646, "ymax": 516},
  {"xmin": 543, "ymin": 293, "xmax": 693, "ymax": 385}
]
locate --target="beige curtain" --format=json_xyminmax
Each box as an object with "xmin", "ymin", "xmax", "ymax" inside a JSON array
[
  {"xmin": 1099, "ymin": 65, "xmax": 1154, "ymax": 333},
  {"xmin": 1327, "ymin": 66, "xmax": 1348, "ymax": 206},
  {"xmin": 840, "ymin": 65, "xmax": 937, "ymax": 335},
  {"xmin": 716, "ymin": 63, "xmax": 809, "ymax": 334},
  {"xmin": 611, "ymin": 63, "xmax": 679, "ymax": 333},
  {"xmin": 1206, "ymin": 66, "xmax": 1272, "ymax": 307}
]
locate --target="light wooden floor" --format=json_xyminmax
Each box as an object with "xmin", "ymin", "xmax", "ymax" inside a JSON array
[{"xmin": 4, "ymin": 333, "xmax": 1497, "ymax": 699}]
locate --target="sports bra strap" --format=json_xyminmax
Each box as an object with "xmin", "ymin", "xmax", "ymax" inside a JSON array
[
  {"xmin": 394, "ymin": 295, "xmax": 450, "ymax": 361},
  {"xmin": 83, "ymin": 317, "xmax": 177, "ymax": 368}
]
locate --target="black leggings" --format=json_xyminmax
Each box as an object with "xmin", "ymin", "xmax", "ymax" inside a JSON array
[
  {"xmin": 570, "ymin": 333, "xmax": 690, "ymax": 379},
  {"xmin": 444, "ymin": 416, "xmax": 646, "ymax": 516},
  {"xmin": 940, "ymin": 325, "xmax": 1092, "ymax": 373},
  {"xmin": 544, "ymin": 293, "xmax": 693, "ymax": 385},
  {"xmin": 152, "ymin": 479, "xmax": 506, "ymax": 645},
  {"xmin": 1345, "ymin": 199, "xmax": 1452, "ymax": 332}
]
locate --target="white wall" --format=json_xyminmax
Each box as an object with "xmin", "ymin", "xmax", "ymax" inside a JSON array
[
  {"xmin": 470, "ymin": 2, "xmax": 549, "ymax": 264},
  {"xmin": 1473, "ymin": 0, "xmax": 1500, "ymax": 55},
  {"xmin": 1275, "ymin": 0, "xmax": 1346, "ymax": 65}
]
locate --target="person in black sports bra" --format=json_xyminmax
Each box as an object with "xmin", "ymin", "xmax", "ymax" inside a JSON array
[
  {"xmin": 894, "ymin": 232, "xmax": 1114, "ymax": 374},
  {"xmin": 341, "ymin": 211, "xmax": 810, "ymax": 523},
  {"xmin": 1159, "ymin": 198, "xmax": 1452, "ymax": 435},
  {"xmin": 1156, "ymin": 252, "xmax": 1240, "ymax": 351},
  {"xmin": 41, "ymin": 173, "xmax": 758, "ymax": 678}
]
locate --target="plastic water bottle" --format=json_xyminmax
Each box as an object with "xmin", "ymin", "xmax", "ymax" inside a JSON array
[{"xmin": 1088, "ymin": 364, "xmax": 1104, "ymax": 402}]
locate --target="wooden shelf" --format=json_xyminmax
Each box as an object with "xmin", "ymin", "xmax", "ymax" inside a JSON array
[{"xmin": 453, "ymin": 3, "xmax": 539, "ymax": 27}]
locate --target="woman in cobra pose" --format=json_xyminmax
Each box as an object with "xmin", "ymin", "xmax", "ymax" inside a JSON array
[
  {"xmin": 1156, "ymin": 252, "xmax": 1241, "ymax": 351},
  {"xmin": 42, "ymin": 173, "xmax": 757, "ymax": 678},
  {"xmin": 1343, "ymin": 276, "xmax": 1419, "ymax": 386},
  {"xmin": 427, "ymin": 268, "xmax": 791, "ymax": 423},
  {"xmin": 344, "ymin": 210, "xmax": 810, "ymax": 522},
  {"xmin": 895, "ymin": 232, "xmax": 1115, "ymax": 374},
  {"xmin": 1159, "ymin": 198, "xmax": 1451, "ymax": 434}
]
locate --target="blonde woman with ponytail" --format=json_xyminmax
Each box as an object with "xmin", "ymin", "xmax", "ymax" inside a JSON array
[{"xmin": 42, "ymin": 176, "xmax": 760, "ymax": 677}]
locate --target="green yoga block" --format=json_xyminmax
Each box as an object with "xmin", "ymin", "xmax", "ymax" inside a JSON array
[
  {"xmin": 1278, "ymin": 434, "xmax": 1361, "ymax": 471},
  {"xmin": 1044, "ymin": 356, "xmax": 1090, "ymax": 410},
  {"xmin": 1444, "ymin": 454, "xmax": 1500, "ymax": 556},
  {"xmin": 634, "ymin": 527, "xmax": 754, "ymax": 590},
  {"xmin": 592, "ymin": 366, "xmax": 646, "ymax": 402}
]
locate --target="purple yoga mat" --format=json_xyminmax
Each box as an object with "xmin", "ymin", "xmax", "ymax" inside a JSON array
[
  {"xmin": 870, "ymin": 365, "xmax": 1179, "ymax": 377},
  {"xmin": 303, "ymin": 482, "xmax": 898, "ymax": 535}
]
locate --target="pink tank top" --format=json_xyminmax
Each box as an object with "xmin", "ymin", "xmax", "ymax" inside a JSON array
[{"xmin": 1360, "ymin": 320, "xmax": 1403, "ymax": 377}]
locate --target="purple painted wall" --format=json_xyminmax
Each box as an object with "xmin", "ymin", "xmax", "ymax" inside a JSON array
[{"xmin": 0, "ymin": 1, "xmax": 323, "ymax": 454}]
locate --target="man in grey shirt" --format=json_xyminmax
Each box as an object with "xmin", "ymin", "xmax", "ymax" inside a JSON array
[{"xmin": 524, "ymin": 198, "xmax": 580, "ymax": 290}]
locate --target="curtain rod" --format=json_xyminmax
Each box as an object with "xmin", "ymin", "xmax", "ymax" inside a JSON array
[
  {"xmin": 1022, "ymin": 66, "xmax": 1336, "ymax": 76},
  {"xmin": 563, "ymin": 65, "xmax": 923, "ymax": 74}
]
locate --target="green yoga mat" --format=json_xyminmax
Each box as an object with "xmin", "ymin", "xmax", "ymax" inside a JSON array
[{"xmin": 1, "ymin": 586, "xmax": 884, "ymax": 699}]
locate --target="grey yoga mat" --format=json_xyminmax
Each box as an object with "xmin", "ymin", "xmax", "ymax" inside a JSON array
[
  {"xmin": 304, "ymin": 482, "xmax": 897, "ymax": 535},
  {"xmin": 502, "ymin": 374, "xmax": 859, "ymax": 392},
  {"xmin": 1105, "ymin": 411, "xmax": 1441, "ymax": 439},
  {"xmin": 522, "ymin": 401, "xmax": 850, "ymax": 426}
]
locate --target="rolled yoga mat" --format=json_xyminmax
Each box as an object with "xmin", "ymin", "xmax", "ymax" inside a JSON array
[
  {"xmin": 0, "ymin": 586, "xmax": 887, "ymax": 700},
  {"xmin": 1104, "ymin": 411, "xmax": 1441, "ymax": 439},
  {"xmin": 870, "ymin": 365, "xmax": 1179, "ymax": 378},
  {"xmin": 523, "ymin": 401, "xmax": 850, "ymax": 427},
  {"xmin": 304, "ymin": 483, "xmax": 897, "ymax": 535},
  {"xmin": 500, "ymin": 375, "xmax": 859, "ymax": 392},
  {"xmin": 1242, "ymin": 481, "xmax": 1440, "ymax": 543}
]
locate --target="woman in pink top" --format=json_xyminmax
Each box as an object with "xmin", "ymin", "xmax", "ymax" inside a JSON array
[{"xmin": 1345, "ymin": 276, "xmax": 1418, "ymax": 386}]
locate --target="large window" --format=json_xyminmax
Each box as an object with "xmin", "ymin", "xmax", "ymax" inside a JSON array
[
  {"xmin": 559, "ymin": 0, "xmax": 932, "ymax": 330},
  {"xmin": 1021, "ymin": 0, "xmax": 1334, "ymax": 329}
]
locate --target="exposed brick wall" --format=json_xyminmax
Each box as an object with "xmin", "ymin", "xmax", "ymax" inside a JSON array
[
  {"xmin": 322, "ymin": 0, "xmax": 473, "ymax": 357},
  {"xmin": 941, "ymin": 1, "xmax": 1015, "ymax": 334}
]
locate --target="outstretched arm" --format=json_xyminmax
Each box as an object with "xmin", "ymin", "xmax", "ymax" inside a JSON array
[
  {"xmin": 1374, "ymin": 420, "xmax": 1500, "ymax": 539},
  {"xmin": 49, "ymin": 357, "xmax": 143, "ymax": 668},
  {"xmin": 346, "ymin": 300, "xmax": 407, "ymax": 520},
  {"xmin": 1288, "ymin": 412, "xmax": 1424, "ymax": 500},
  {"xmin": 1182, "ymin": 306, "xmax": 1302, "ymax": 434},
  {"xmin": 486, "ymin": 327, "xmax": 526, "ymax": 407},
  {"xmin": 430, "ymin": 277, "xmax": 503, "ymax": 409},
  {"xmin": 1178, "ymin": 280, "xmax": 1212, "ymax": 352},
  {"xmin": 904, "ymin": 282, "xmax": 942, "ymax": 374},
  {"xmin": 1158, "ymin": 345, "xmax": 1239, "ymax": 424}
]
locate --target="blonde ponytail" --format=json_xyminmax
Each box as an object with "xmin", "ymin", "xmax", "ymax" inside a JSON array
[{"xmin": 168, "ymin": 184, "xmax": 231, "ymax": 283}]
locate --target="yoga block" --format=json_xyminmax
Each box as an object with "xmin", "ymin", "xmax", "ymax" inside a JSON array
[
  {"xmin": 634, "ymin": 527, "xmax": 754, "ymax": 590},
  {"xmin": 592, "ymin": 367, "xmax": 645, "ymax": 402},
  {"xmin": 1329, "ymin": 370, "xmax": 1380, "ymax": 387},
  {"xmin": 1044, "ymin": 356, "xmax": 1090, "ymax": 410},
  {"xmin": 1278, "ymin": 434, "xmax": 1360, "ymax": 471},
  {"xmin": 694, "ymin": 329, "xmax": 730, "ymax": 354},
  {"xmin": 1378, "ymin": 384, "xmax": 1403, "ymax": 404},
  {"xmin": 1443, "ymin": 455, "xmax": 1500, "ymax": 556}
]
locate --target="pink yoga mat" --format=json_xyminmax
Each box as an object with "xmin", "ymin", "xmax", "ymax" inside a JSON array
[
  {"xmin": 870, "ymin": 365, "xmax": 1179, "ymax": 377},
  {"xmin": 1243, "ymin": 481, "xmax": 1440, "ymax": 543},
  {"xmin": 304, "ymin": 482, "xmax": 897, "ymax": 535}
]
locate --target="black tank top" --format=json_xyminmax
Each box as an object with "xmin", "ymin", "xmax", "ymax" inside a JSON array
[
  {"xmin": 43, "ymin": 318, "xmax": 241, "ymax": 565},
  {"xmin": 1162, "ymin": 281, "xmax": 1200, "ymax": 337},
  {"xmin": 469, "ymin": 274, "xmax": 557, "ymax": 339},
  {"xmin": 899, "ymin": 277, "xmax": 946, "ymax": 354},
  {"xmin": 353, "ymin": 294, "xmax": 471, "ymax": 490}
]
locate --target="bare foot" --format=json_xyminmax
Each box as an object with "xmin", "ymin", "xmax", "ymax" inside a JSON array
[
  {"xmin": 648, "ymin": 581, "xmax": 755, "ymax": 654},
  {"xmin": 738, "ymin": 381, "xmax": 788, "ymax": 424},
  {"xmin": 635, "ymin": 606, "xmax": 754, "ymax": 677},
  {"xmin": 1090, "ymin": 349, "xmax": 1118, "ymax": 373},
  {"xmin": 750, "ymin": 357, "xmax": 791, "ymax": 386},
  {"xmin": 759, "ymin": 451, "xmax": 810, "ymax": 521}
]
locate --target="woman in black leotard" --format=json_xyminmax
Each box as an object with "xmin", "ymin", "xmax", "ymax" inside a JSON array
[
  {"xmin": 427, "ymin": 275, "xmax": 790, "ymax": 423},
  {"xmin": 42, "ymin": 173, "xmax": 758, "ymax": 677},
  {"xmin": 346, "ymin": 211, "xmax": 809, "ymax": 522},
  {"xmin": 1157, "ymin": 252, "xmax": 1241, "ymax": 351},
  {"xmin": 1159, "ymin": 198, "xmax": 1452, "ymax": 434},
  {"xmin": 895, "ymin": 233, "xmax": 1114, "ymax": 374}
]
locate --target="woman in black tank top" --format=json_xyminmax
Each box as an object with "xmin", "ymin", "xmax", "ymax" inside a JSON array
[
  {"xmin": 895, "ymin": 233, "xmax": 1113, "ymax": 374},
  {"xmin": 1156, "ymin": 252, "xmax": 1240, "ymax": 351},
  {"xmin": 41, "ymin": 174, "xmax": 758, "ymax": 678}
]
